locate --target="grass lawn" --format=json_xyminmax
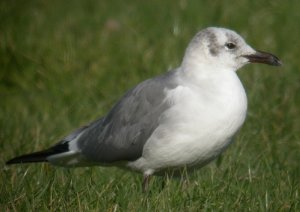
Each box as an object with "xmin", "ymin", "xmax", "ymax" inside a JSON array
[{"xmin": 1, "ymin": 0, "xmax": 299, "ymax": 211}]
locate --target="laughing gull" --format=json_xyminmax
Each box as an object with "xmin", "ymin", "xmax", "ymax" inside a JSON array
[{"xmin": 6, "ymin": 27, "xmax": 281, "ymax": 191}]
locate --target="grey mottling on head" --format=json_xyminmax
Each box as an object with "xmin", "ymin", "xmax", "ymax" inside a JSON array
[
  {"xmin": 206, "ymin": 30, "xmax": 219, "ymax": 56},
  {"xmin": 185, "ymin": 28, "xmax": 220, "ymax": 57}
]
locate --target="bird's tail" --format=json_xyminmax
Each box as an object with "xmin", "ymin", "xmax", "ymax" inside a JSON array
[
  {"xmin": 6, "ymin": 125, "xmax": 92, "ymax": 167},
  {"xmin": 6, "ymin": 143, "xmax": 69, "ymax": 165}
]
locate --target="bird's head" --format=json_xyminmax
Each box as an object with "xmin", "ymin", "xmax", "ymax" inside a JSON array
[{"xmin": 182, "ymin": 27, "xmax": 282, "ymax": 72}]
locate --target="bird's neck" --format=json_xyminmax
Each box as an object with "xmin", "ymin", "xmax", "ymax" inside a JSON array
[
  {"xmin": 179, "ymin": 61, "xmax": 235, "ymax": 87},
  {"xmin": 177, "ymin": 62, "xmax": 247, "ymax": 110}
]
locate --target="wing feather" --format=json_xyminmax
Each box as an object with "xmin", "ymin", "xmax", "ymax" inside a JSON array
[{"xmin": 77, "ymin": 70, "xmax": 178, "ymax": 163}]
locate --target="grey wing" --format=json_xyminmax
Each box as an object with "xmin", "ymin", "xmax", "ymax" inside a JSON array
[{"xmin": 77, "ymin": 70, "xmax": 178, "ymax": 163}]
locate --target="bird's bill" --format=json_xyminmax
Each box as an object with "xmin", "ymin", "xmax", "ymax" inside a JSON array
[{"xmin": 243, "ymin": 50, "xmax": 282, "ymax": 66}]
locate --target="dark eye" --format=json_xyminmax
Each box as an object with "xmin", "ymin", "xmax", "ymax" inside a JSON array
[{"xmin": 225, "ymin": 42, "xmax": 236, "ymax": 50}]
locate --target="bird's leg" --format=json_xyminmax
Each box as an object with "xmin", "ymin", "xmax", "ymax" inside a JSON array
[{"xmin": 142, "ymin": 174, "xmax": 151, "ymax": 192}]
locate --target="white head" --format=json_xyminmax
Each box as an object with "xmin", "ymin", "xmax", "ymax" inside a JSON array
[{"xmin": 182, "ymin": 27, "xmax": 281, "ymax": 72}]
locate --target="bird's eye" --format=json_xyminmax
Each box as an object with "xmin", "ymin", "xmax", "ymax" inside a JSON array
[{"xmin": 225, "ymin": 42, "xmax": 236, "ymax": 50}]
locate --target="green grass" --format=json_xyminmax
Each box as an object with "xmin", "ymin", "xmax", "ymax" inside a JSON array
[{"xmin": 1, "ymin": 0, "xmax": 300, "ymax": 211}]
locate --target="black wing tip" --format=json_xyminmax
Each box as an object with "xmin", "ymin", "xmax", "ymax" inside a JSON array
[
  {"xmin": 6, "ymin": 142, "xmax": 70, "ymax": 165},
  {"xmin": 6, "ymin": 153, "xmax": 49, "ymax": 165},
  {"xmin": 6, "ymin": 158, "xmax": 47, "ymax": 165}
]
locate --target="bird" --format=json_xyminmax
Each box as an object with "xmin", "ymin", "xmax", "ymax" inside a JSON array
[{"xmin": 6, "ymin": 27, "xmax": 281, "ymax": 192}]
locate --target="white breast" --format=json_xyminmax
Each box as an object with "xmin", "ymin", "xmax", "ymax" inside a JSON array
[{"xmin": 128, "ymin": 69, "xmax": 247, "ymax": 173}]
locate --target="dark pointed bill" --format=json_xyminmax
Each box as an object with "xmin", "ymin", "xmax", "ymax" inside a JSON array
[{"xmin": 243, "ymin": 50, "xmax": 282, "ymax": 66}]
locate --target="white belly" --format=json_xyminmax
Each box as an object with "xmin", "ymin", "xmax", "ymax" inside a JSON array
[{"xmin": 128, "ymin": 71, "xmax": 247, "ymax": 173}]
